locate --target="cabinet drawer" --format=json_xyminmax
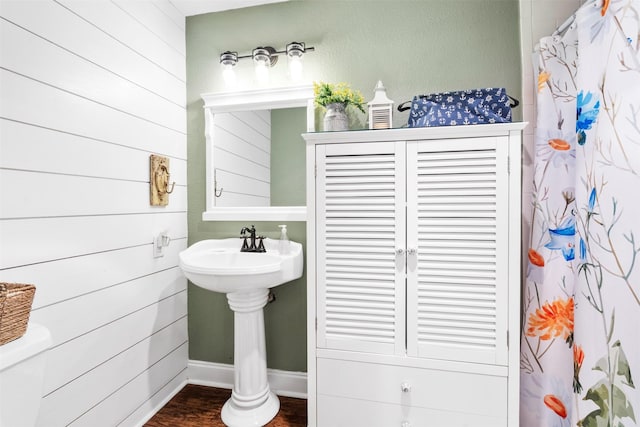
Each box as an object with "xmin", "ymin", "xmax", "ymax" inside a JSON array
[
  {"xmin": 318, "ymin": 394, "xmax": 507, "ymax": 427},
  {"xmin": 317, "ymin": 358, "xmax": 507, "ymax": 420}
]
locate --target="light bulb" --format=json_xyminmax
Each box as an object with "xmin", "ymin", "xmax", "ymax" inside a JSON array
[
  {"xmin": 286, "ymin": 42, "xmax": 305, "ymax": 82},
  {"xmin": 219, "ymin": 51, "xmax": 238, "ymax": 87},
  {"xmin": 252, "ymin": 47, "xmax": 272, "ymax": 84},
  {"xmin": 288, "ymin": 56, "xmax": 303, "ymax": 81},
  {"xmin": 222, "ymin": 64, "xmax": 236, "ymax": 87},
  {"xmin": 255, "ymin": 60, "xmax": 269, "ymax": 83}
]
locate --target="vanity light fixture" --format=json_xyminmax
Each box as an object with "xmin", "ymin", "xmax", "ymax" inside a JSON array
[{"xmin": 219, "ymin": 42, "xmax": 314, "ymax": 85}]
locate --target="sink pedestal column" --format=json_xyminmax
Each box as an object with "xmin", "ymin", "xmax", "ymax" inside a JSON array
[{"xmin": 222, "ymin": 289, "xmax": 279, "ymax": 427}]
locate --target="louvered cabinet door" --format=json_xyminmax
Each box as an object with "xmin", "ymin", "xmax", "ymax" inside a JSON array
[
  {"xmin": 406, "ymin": 137, "xmax": 510, "ymax": 366},
  {"xmin": 315, "ymin": 141, "xmax": 406, "ymax": 356}
]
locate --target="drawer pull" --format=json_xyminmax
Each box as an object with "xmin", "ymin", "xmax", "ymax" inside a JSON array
[{"xmin": 400, "ymin": 382, "xmax": 411, "ymax": 393}]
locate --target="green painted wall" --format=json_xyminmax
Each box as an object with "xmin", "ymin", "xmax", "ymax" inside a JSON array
[
  {"xmin": 271, "ymin": 108, "xmax": 307, "ymax": 206},
  {"xmin": 186, "ymin": 0, "xmax": 521, "ymax": 372}
]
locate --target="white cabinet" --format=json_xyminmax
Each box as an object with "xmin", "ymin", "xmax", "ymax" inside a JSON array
[{"xmin": 304, "ymin": 123, "xmax": 525, "ymax": 427}]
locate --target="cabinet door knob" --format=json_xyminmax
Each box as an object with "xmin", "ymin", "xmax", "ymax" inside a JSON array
[
  {"xmin": 407, "ymin": 248, "xmax": 417, "ymax": 256},
  {"xmin": 401, "ymin": 422, "xmax": 411, "ymax": 427},
  {"xmin": 396, "ymin": 248, "xmax": 405, "ymax": 255},
  {"xmin": 401, "ymin": 382, "xmax": 411, "ymax": 392}
]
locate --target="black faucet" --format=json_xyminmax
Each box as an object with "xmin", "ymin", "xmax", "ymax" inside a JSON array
[{"xmin": 240, "ymin": 225, "xmax": 266, "ymax": 252}]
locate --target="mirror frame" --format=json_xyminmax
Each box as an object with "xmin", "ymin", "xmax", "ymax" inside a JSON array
[{"xmin": 201, "ymin": 84, "xmax": 315, "ymax": 221}]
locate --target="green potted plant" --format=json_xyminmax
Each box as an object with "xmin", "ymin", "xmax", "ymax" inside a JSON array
[{"xmin": 314, "ymin": 81, "xmax": 365, "ymax": 131}]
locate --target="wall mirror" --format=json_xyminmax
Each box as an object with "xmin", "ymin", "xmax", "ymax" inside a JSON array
[{"xmin": 202, "ymin": 84, "xmax": 315, "ymax": 221}]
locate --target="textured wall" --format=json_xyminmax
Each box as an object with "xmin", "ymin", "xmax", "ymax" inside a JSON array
[{"xmin": 186, "ymin": 0, "xmax": 521, "ymax": 372}]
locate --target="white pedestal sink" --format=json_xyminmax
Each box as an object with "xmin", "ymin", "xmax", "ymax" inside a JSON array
[{"xmin": 179, "ymin": 238, "xmax": 303, "ymax": 427}]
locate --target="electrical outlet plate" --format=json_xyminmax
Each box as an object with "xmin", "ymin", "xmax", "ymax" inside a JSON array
[
  {"xmin": 153, "ymin": 233, "xmax": 170, "ymax": 258},
  {"xmin": 153, "ymin": 234, "xmax": 164, "ymax": 258}
]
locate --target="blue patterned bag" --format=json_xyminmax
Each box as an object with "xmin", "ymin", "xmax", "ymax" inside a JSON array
[{"xmin": 405, "ymin": 88, "xmax": 514, "ymax": 128}]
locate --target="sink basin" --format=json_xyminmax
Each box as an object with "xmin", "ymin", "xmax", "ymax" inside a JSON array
[{"xmin": 179, "ymin": 238, "xmax": 303, "ymax": 293}]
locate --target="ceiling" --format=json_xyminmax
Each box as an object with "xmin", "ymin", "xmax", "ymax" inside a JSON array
[{"xmin": 169, "ymin": 0, "xmax": 288, "ymax": 16}]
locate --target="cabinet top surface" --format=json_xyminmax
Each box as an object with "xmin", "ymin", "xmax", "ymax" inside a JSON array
[{"xmin": 303, "ymin": 122, "xmax": 527, "ymax": 144}]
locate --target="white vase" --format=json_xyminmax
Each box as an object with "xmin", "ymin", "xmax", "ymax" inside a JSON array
[{"xmin": 323, "ymin": 103, "xmax": 349, "ymax": 131}]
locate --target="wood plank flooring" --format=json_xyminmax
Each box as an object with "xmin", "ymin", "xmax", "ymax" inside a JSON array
[{"xmin": 144, "ymin": 385, "xmax": 307, "ymax": 427}]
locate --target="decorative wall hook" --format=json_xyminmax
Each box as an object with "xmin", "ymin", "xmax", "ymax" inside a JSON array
[
  {"xmin": 150, "ymin": 154, "xmax": 174, "ymax": 206},
  {"xmin": 159, "ymin": 167, "xmax": 175, "ymax": 194},
  {"xmin": 214, "ymin": 169, "xmax": 223, "ymax": 198}
]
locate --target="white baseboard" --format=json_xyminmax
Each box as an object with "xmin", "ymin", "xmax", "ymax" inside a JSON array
[
  {"xmin": 132, "ymin": 376, "xmax": 188, "ymax": 427},
  {"xmin": 188, "ymin": 360, "xmax": 308, "ymax": 399}
]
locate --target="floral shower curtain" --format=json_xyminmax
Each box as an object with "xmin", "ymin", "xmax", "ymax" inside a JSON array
[{"xmin": 521, "ymin": 1, "xmax": 640, "ymax": 426}]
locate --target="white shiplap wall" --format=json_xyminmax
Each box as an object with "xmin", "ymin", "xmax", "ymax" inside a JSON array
[
  {"xmin": 0, "ymin": 0, "xmax": 188, "ymax": 425},
  {"xmin": 213, "ymin": 110, "xmax": 271, "ymax": 207}
]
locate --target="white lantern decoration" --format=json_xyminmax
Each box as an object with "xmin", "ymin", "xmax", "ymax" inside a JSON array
[{"xmin": 367, "ymin": 80, "xmax": 394, "ymax": 129}]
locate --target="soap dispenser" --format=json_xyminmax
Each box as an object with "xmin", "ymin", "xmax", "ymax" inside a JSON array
[{"xmin": 278, "ymin": 225, "xmax": 290, "ymax": 255}]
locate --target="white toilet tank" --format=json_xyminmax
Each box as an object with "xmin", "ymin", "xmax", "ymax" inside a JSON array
[{"xmin": 0, "ymin": 323, "xmax": 52, "ymax": 427}]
